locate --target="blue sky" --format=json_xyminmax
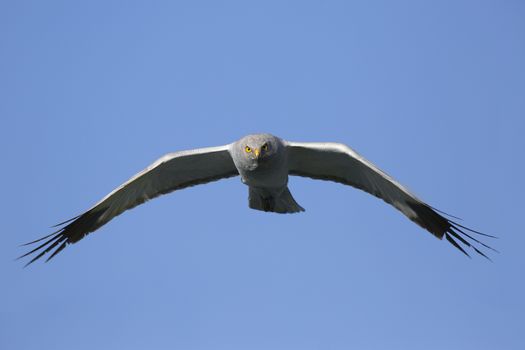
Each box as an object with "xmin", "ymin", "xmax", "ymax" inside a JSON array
[{"xmin": 1, "ymin": 1, "xmax": 524, "ymax": 349}]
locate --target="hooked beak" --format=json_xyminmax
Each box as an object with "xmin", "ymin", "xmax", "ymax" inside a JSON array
[{"xmin": 254, "ymin": 148, "xmax": 260, "ymax": 159}]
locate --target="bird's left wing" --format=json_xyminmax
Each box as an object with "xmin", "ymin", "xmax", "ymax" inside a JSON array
[
  {"xmin": 20, "ymin": 145, "xmax": 238, "ymax": 265},
  {"xmin": 286, "ymin": 141, "xmax": 495, "ymax": 258}
]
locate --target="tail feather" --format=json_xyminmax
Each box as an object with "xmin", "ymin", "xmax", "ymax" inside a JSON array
[{"xmin": 249, "ymin": 187, "xmax": 304, "ymax": 214}]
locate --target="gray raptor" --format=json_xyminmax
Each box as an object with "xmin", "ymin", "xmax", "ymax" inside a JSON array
[{"xmin": 20, "ymin": 133, "xmax": 495, "ymax": 265}]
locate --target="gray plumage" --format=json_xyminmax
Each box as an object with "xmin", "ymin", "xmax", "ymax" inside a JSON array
[{"xmin": 20, "ymin": 133, "xmax": 495, "ymax": 265}]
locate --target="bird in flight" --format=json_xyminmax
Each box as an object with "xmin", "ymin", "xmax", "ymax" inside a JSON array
[{"xmin": 20, "ymin": 133, "xmax": 495, "ymax": 266}]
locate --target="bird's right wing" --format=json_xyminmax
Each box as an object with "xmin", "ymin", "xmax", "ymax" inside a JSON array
[
  {"xmin": 286, "ymin": 141, "xmax": 495, "ymax": 258},
  {"xmin": 20, "ymin": 144, "xmax": 238, "ymax": 265}
]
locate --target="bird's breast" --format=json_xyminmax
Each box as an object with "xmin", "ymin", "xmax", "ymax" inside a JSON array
[{"xmin": 239, "ymin": 161, "xmax": 288, "ymax": 189}]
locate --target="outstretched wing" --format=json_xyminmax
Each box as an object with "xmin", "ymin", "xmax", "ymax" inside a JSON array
[
  {"xmin": 20, "ymin": 145, "xmax": 238, "ymax": 266},
  {"xmin": 286, "ymin": 141, "xmax": 496, "ymax": 259}
]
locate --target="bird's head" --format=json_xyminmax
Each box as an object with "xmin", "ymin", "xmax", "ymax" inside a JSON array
[{"xmin": 235, "ymin": 133, "xmax": 282, "ymax": 170}]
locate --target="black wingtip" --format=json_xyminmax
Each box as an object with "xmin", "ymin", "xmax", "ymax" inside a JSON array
[
  {"xmin": 408, "ymin": 201, "xmax": 497, "ymax": 260},
  {"xmin": 19, "ymin": 223, "xmax": 70, "ymax": 267},
  {"xmin": 429, "ymin": 205, "xmax": 463, "ymax": 221},
  {"xmin": 445, "ymin": 233, "xmax": 471, "ymax": 258},
  {"xmin": 19, "ymin": 229, "xmax": 62, "ymax": 247},
  {"xmin": 20, "ymin": 215, "xmax": 81, "ymax": 248},
  {"xmin": 18, "ymin": 233, "xmax": 68, "ymax": 267},
  {"xmin": 444, "ymin": 221, "xmax": 497, "ymax": 261},
  {"xmin": 450, "ymin": 223, "xmax": 499, "ymax": 253},
  {"xmin": 17, "ymin": 232, "xmax": 63, "ymax": 260},
  {"xmin": 45, "ymin": 241, "xmax": 68, "ymax": 262},
  {"xmin": 473, "ymin": 246, "xmax": 493, "ymax": 262},
  {"xmin": 20, "ymin": 209, "xmax": 107, "ymax": 266},
  {"xmin": 50, "ymin": 214, "xmax": 82, "ymax": 228},
  {"xmin": 452, "ymin": 222, "xmax": 497, "ymax": 239}
]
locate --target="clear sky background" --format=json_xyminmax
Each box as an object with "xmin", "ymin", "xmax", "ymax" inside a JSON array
[{"xmin": 1, "ymin": 1, "xmax": 524, "ymax": 349}]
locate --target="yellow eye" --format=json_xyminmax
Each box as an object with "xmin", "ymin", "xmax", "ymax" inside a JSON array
[
  {"xmin": 261, "ymin": 143, "xmax": 268, "ymax": 151},
  {"xmin": 245, "ymin": 146, "xmax": 252, "ymax": 153}
]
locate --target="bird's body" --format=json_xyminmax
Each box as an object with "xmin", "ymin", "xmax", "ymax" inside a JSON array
[
  {"xmin": 20, "ymin": 133, "xmax": 495, "ymax": 265},
  {"xmin": 232, "ymin": 134, "xmax": 303, "ymax": 213}
]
